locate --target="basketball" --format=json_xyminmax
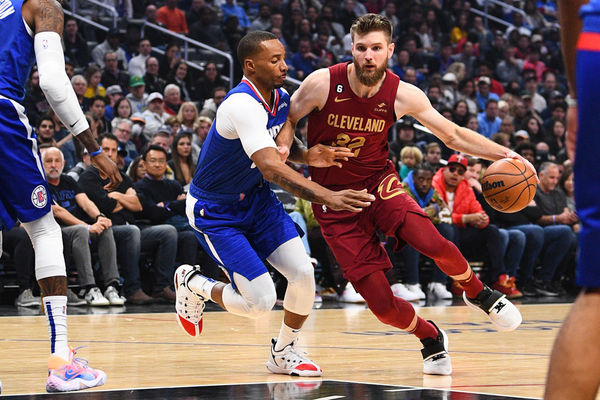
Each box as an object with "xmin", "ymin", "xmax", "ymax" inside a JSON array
[{"xmin": 481, "ymin": 158, "xmax": 537, "ymax": 213}]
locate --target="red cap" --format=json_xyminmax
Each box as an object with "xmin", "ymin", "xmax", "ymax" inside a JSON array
[{"xmin": 447, "ymin": 154, "xmax": 468, "ymax": 168}]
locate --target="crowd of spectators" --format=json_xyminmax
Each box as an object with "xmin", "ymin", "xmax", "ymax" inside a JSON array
[{"xmin": 2, "ymin": 0, "xmax": 577, "ymax": 309}]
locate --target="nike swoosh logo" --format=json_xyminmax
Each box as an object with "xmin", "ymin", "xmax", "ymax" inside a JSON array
[
  {"xmin": 64, "ymin": 368, "xmax": 80, "ymax": 380},
  {"xmin": 334, "ymin": 97, "xmax": 351, "ymax": 103},
  {"xmin": 69, "ymin": 119, "xmax": 79, "ymax": 128}
]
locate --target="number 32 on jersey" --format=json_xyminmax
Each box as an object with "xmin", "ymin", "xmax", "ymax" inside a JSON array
[{"xmin": 331, "ymin": 133, "xmax": 365, "ymax": 156}]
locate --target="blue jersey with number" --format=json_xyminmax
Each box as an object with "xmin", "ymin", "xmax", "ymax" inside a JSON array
[
  {"xmin": 0, "ymin": 0, "xmax": 35, "ymax": 102},
  {"xmin": 190, "ymin": 79, "xmax": 289, "ymax": 201}
]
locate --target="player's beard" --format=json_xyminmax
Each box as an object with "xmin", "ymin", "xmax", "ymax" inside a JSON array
[{"xmin": 354, "ymin": 58, "xmax": 387, "ymax": 87}]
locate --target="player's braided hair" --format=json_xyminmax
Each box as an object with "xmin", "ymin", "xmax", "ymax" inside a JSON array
[
  {"xmin": 350, "ymin": 13, "xmax": 393, "ymax": 42},
  {"xmin": 237, "ymin": 31, "xmax": 278, "ymax": 68}
]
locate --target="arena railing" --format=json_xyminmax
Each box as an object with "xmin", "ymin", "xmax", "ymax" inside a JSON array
[{"xmin": 69, "ymin": 0, "xmax": 118, "ymax": 29}]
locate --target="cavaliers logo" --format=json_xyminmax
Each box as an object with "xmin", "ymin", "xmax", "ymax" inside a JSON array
[
  {"xmin": 31, "ymin": 185, "xmax": 48, "ymax": 208},
  {"xmin": 377, "ymin": 174, "xmax": 405, "ymax": 200}
]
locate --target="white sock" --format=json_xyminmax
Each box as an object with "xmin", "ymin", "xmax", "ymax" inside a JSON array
[
  {"xmin": 43, "ymin": 296, "xmax": 70, "ymax": 361},
  {"xmin": 187, "ymin": 274, "xmax": 216, "ymax": 300},
  {"xmin": 274, "ymin": 322, "xmax": 300, "ymax": 352}
]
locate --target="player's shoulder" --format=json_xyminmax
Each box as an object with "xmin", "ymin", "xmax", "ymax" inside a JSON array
[
  {"xmin": 220, "ymin": 91, "xmax": 264, "ymax": 114},
  {"xmin": 302, "ymin": 67, "xmax": 331, "ymax": 88}
]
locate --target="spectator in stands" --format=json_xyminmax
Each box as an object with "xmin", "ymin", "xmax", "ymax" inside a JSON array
[
  {"xmin": 128, "ymin": 39, "xmax": 152, "ymax": 78},
  {"xmin": 163, "ymin": 84, "xmax": 182, "ymax": 116},
  {"xmin": 134, "ymin": 145, "xmax": 197, "ymax": 265},
  {"xmin": 63, "ymin": 17, "xmax": 89, "ymax": 68},
  {"xmin": 530, "ymin": 162, "xmax": 579, "ymax": 295},
  {"xmin": 477, "ymin": 99, "xmax": 502, "ymax": 138},
  {"xmin": 249, "ymin": 2, "xmax": 272, "ymax": 32},
  {"xmin": 432, "ymin": 155, "xmax": 515, "ymax": 295},
  {"xmin": 200, "ymin": 86, "xmax": 227, "ymax": 120},
  {"xmin": 3, "ymin": 225, "xmax": 41, "ymax": 307},
  {"xmin": 36, "ymin": 115, "xmax": 56, "ymax": 146},
  {"xmin": 452, "ymin": 99, "xmax": 469, "ymax": 127},
  {"xmin": 101, "ymin": 51, "xmax": 130, "ymax": 91},
  {"xmin": 475, "ymin": 76, "xmax": 499, "ymax": 112},
  {"xmin": 170, "ymin": 131, "xmax": 196, "ymax": 186},
  {"xmin": 523, "ymin": 49, "xmax": 546, "ymax": 82},
  {"xmin": 495, "ymin": 46, "xmax": 523, "ymax": 87},
  {"xmin": 83, "ymin": 65, "xmax": 105, "ymax": 99},
  {"xmin": 291, "ymin": 37, "xmax": 319, "ymax": 80},
  {"xmin": 150, "ymin": 130, "xmax": 174, "ymax": 162},
  {"xmin": 143, "ymin": 57, "xmax": 166, "ymax": 96},
  {"xmin": 388, "ymin": 120, "xmax": 416, "ymax": 166},
  {"xmin": 456, "ymin": 78, "xmax": 477, "ymax": 114},
  {"xmin": 111, "ymin": 97, "xmax": 132, "ymax": 131},
  {"xmin": 142, "ymin": 92, "xmax": 166, "ymax": 140},
  {"xmin": 114, "ymin": 120, "xmax": 138, "ymax": 168},
  {"xmin": 92, "ymin": 28, "xmax": 128, "ymax": 69},
  {"xmin": 559, "ymin": 166, "xmax": 576, "ymax": 217},
  {"xmin": 141, "ymin": 4, "xmax": 166, "ymax": 46},
  {"xmin": 127, "ymin": 155, "xmax": 145, "ymax": 184},
  {"xmin": 194, "ymin": 62, "xmax": 226, "ymax": 106},
  {"xmin": 157, "ymin": 0, "xmax": 189, "ymax": 34},
  {"xmin": 167, "ymin": 61, "xmax": 192, "ymax": 102},
  {"xmin": 164, "ymin": 116, "xmax": 181, "ymax": 138},
  {"xmin": 105, "ymin": 85, "xmax": 124, "ymax": 121},
  {"xmin": 523, "ymin": 115, "xmax": 545, "ymax": 144},
  {"xmin": 523, "ymin": 75, "xmax": 547, "ymax": 114},
  {"xmin": 189, "ymin": 6, "xmax": 229, "ymax": 52},
  {"xmin": 450, "ymin": 11, "xmax": 469, "ymax": 45},
  {"xmin": 159, "ymin": 43, "xmax": 182, "ymax": 80},
  {"xmin": 451, "ymin": 41, "xmax": 477, "ymax": 79},
  {"xmin": 399, "ymin": 146, "xmax": 422, "ymax": 180},
  {"xmin": 177, "ymin": 101, "xmax": 199, "ymax": 132},
  {"xmin": 546, "ymin": 119, "xmax": 567, "ymax": 162},
  {"xmin": 24, "ymin": 68, "xmax": 49, "ymax": 126},
  {"xmin": 186, "ymin": 0, "xmax": 205, "ymax": 27},
  {"xmin": 393, "ymin": 163, "xmax": 454, "ymax": 301},
  {"xmin": 43, "ymin": 147, "xmax": 125, "ymax": 306},
  {"xmin": 126, "ymin": 76, "xmax": 148, "ymax": 114},
  {"xmin": 79, "ymin": 134, "xmax": 178, "ymax": 304},
  {"xmin": 539, "ymin": 71, "xmax": 560, "ymax": 101},
  {"xmin": 423, "ymin": 143, "xmax": 444, "ymax": 171},
  {"xmin": 89, "ymin": 96, "xmax": 111, "ymax": 135},
  {"xmin": 221, "ymin": 0, "xmax": 251, "ymax": 29}
]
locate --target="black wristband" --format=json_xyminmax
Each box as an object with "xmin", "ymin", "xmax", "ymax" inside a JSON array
[{"xmin": 95, "ymin": 212, "xmax": 107, "ymax": 221}]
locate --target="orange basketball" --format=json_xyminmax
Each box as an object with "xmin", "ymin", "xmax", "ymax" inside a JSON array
[{"xmin": 481, "ymin": 158, "xmax": 537, "ymax": 213}]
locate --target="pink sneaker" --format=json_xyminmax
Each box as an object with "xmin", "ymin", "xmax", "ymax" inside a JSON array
[{"xmin": 46, "ymin": 347, "xmax": 106, "ymax": 392}]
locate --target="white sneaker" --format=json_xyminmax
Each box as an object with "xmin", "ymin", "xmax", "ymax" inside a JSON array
[
  {"xmin": 338, "ymin": 282, "xmax": 365, "ymax": 303},
  {"xmin": 266, "ymin": 338, "xmax": 322, "ymax": 377},
  {"xmin": 66, "ymin": 288, "xmax": 87, "ymax": 306},
  {"xmin": 174, "ymin": 264, "xmax": 207, "ymax": 336},
  {"xmin": 405, "ymin": 283, "xmax": 426, "ymax": 300},
  {"xmin": 391, "ymin": 283, "xmax": 421, "ymax": 301},
  {"xmin": 314, "ymin": 291, "xmax": 322, "ymax": 303},
  {"xmin": 84, "ymin": 287, "xmax": 110, "ymax": 306},
  {"xmin": 421, "ymin": 321, "xmax": 452, "ymax": 375},
  {"xmin": 103, "ymin": 286, "xmax": 125, "ymax": 306},
  {"xmin": 428, "ymin": 282, "xmax": 453, "ymax": 299},
  {"xmin": 14, "ymin": 289, "xmax": 41, "ymax": 307},
  {"xmin": 463, "ymin": 286, "xmax": 522, "ymax": 331}
]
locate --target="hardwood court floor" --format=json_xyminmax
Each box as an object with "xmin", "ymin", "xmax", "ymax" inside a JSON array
[{"xmin": 0, "ymin": 302, "xmax": 576, "ymax": 398}]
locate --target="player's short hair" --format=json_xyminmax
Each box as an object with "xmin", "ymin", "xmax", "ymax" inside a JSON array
[
  {"xmin": 143, "ymin": 144, "xmax": 168, "ymax": 161},
  {"xmin": 237, "ymin": 31, "xmax": 278, "ymax": 68},
  {"xmin": 350, "ymin": 13, "xmax": 392, "ymax": 42}
]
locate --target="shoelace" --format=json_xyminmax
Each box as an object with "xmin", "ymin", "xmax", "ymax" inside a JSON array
[
  {"xmin": 181, "ymin": 292, "xmax": 205, "ymax": 320},
  {"xmin": 68, "ymin": 346, "xmax": 90, "ymax": 370},
  {"xmin": 274, "ymin": 342, "xmax": 310, "ymax": 366}
]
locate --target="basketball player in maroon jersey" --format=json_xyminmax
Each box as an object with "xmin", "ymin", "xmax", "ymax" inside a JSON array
[{"xmin": 280, "ymin": 14, "xmax": 535, "ymax": 375}]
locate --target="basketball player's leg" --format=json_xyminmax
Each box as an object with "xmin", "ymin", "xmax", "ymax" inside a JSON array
[
  {"xmin": 545, "ymin": 25, "xmax": 600, "ymax": 399},
  {"xmin": 0, "ymin": 103, "xmax": 104, "ymax": 391},
  {"xmin": 396, "ymin": 212, "xmax": 483, "ymax": 298}
]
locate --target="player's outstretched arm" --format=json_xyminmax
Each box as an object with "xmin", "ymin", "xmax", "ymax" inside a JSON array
[
  {"xmin": 252, "ymin": 147, "xmax": 374, "ymax": 212},
  {"xmin": 24, "ymin": 0, "xmax": 121, "ymax": 190},
  {"xmin": 398, "ymin": 82, "xmax": 536, "ymax": 176}
]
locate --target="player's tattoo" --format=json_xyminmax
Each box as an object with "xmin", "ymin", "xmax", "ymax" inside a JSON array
[
  {"xmin": 38, "ymin": 276, "xmax": 67, "ymax": 297},
  {"xmin": 272, "ymin": 173, "xmax": 319, "ymax": 203},
  {"xmin": 37, "ymin": 0, "xmax": 64, "ymax": 34}
]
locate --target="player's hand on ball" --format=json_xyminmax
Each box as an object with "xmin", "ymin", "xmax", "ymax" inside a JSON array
[
  {"xmin": 306, "ymin": 144, "xmax": 355, "ymax": 168},
  {"xmin": 326, "ymin": 188, "xmax": 375, "ymax": 212},
  {"xmin": 505, "ymin": 150, "xmax": 539, "ymax": 183},
  {"xmin": 92, "ymin": 153, "xmax": 122, "ymax": 191}
]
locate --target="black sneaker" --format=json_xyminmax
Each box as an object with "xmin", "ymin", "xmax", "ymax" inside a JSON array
[
  {"xmin": 534, "ymin": 280, "xmax": 559, "ymax": 297},
  {"xmin": 550, "ymin": 281, "xmax": 567, "ymax": 296},
  {"xmin": 420, "ymin": 320, "xmax": 452, "ymax": 375},
  {"xmin": 518, "ymin": 280, "xmax": 538, "ymax": 297}
]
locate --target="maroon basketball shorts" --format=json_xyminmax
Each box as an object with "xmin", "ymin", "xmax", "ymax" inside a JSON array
[{"xmin": 312, "ymin": 165, "xmax": 428, "ymax": 282}]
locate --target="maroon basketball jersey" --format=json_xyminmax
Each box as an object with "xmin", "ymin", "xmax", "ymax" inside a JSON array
[{"xmin": 307, "ymin": 62, "xmax": 400, "ymax": 188}]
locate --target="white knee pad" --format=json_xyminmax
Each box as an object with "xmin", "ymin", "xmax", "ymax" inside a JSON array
[
  {"xmin": 267, "ymin": 238, "xmax": 315, "ymax": 316},
  {"xmin": 222, "ymin": 273, "xmax": 277, "ymax": 319},
  {"xmin": 21, "ymin": 212, "xmax": 66, "ymax": 279}
]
